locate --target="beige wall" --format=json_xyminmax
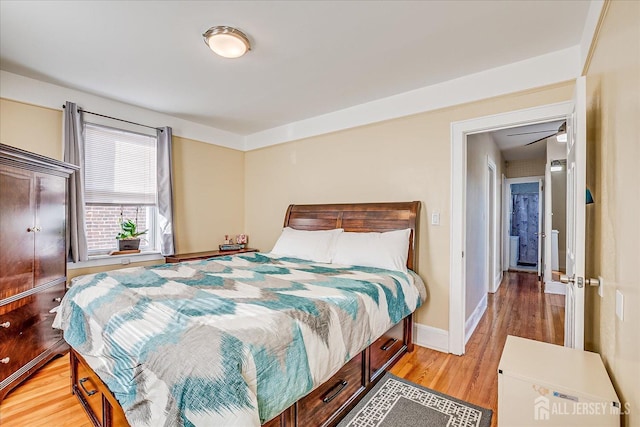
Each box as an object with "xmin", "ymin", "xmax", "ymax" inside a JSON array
[
  {"xmin": 172, "ymin": 135, "xmax": 244, "ymax": 254},
  {"xmin": 0, "ymin": 98, "xmax": 245, "ymax": 276},
  {"xmin": 505, "ymin": 158, "xmax": 546, "ymax": 178},
  {"xmin": 465, "ymin": 133, "xmax": 504, "ymax": 319},
  {"xmin": 585, "ymin": 1, "xmax": 639, "ymax": 425},
  {"xmin": 0, "ymin": 99, "xmax": 62, "ymax": 160},
  {"xmin": 245, "ymin": 81, "xmax": 573, "ymax": 329}
]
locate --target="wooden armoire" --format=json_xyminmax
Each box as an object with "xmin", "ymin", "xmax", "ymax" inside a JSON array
[{"xmin": 0, "ymin": 143, "xmax": 77, "ymax": 400}]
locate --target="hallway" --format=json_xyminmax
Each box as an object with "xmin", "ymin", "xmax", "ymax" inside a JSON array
[{"xmin": 391, "ymin": 271, "xmax": 565, "ymax": 426}]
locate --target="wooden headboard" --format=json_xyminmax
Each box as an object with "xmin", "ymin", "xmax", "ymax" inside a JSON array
[{"xmin": 283, "ymin": 201, "xmax": 421, "ymax": 270}]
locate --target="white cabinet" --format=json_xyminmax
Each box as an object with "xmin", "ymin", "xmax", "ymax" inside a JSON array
[{"xmin": 498, "ymin": 335, "xmax": 620, "ymax": 427}]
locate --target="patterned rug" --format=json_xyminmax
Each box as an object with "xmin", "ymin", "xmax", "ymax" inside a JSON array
[{"xmin": 337, "ymin": 373, "xmax": 492, "ymax": 427}]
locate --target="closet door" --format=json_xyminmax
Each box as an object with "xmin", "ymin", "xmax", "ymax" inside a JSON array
[
  {"xmin": 33, "ymin": 172, "xmax": 67, "ymax": 287},
  {"xmin": 0, "ymin": 165, "xmax": 35, "ymax": 299}
]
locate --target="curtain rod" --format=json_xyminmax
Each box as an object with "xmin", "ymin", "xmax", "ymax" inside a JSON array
[{"xmin": 62, "ymin": 105, "xmax": 163, "ymax": 132}]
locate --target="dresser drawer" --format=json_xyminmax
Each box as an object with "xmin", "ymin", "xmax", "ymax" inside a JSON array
[
  {"xmin": 0, "ymin": 284, "xmax": 64, "ymax": 383},
  {"xmin": 297, "ymin": 353, "xmax": 365, "ymax": 427},
  {"xmin": 0, "ymin": 284, "xmax": 63, "ymax": 333},
  {"xmin": 369, "ymin": 321, "xmax": 405, "ymax": 380}
]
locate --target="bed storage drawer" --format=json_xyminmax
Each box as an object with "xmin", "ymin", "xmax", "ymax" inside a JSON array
[
  {"xmin": 297, "ymin": 352, "xmax": 365, "ymax": 427},
  {"xmin": 71, "ymin": 350, "xmax": 128, "ymax": 427},
  {"xmin": 74, "ymin": 353, "xmax": 104, "ymax": 426},
  {"xmin": 369, "ymin": 321, "xmax": 405, "ymax": 381}
]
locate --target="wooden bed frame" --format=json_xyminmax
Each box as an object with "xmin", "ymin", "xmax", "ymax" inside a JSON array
[{"xmin": 70, "ymin": 201, "xmax": 421, "ymax": 427}]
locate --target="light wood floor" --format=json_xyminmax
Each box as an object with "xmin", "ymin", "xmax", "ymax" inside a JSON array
[{"xmin": 0, "ymin": 271, "xmax": 564, "ymax": 427}]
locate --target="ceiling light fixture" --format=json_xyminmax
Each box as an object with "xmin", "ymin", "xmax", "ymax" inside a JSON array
[
  {"xmin": 556, "ymin": 122, "xmax": 567, "ymax": 143},
  {"xmin": 203, "ymin": 26, "xmax": 251, "ymax": 59},
  {"xmin": 550, "ymin": 160, "xmax": 564, "ymax": 172}
]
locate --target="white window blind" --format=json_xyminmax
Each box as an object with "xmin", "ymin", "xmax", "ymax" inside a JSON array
[{"xmin": 84, "ymin": 123, "xmax": 157, "ymax": 205}]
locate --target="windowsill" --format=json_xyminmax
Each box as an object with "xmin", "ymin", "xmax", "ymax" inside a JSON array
[{"xmin": 67, "ymin": 252, "xmax": 164, "ymax": 270}]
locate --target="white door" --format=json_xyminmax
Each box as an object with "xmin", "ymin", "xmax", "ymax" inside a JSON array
[
  {"xmin": 537, "ymin": 178, "xmax": 544, "ymax": 279},
  {"xmin": 564, "ymin": 77, "xmax": 587, "ymax": 350}
]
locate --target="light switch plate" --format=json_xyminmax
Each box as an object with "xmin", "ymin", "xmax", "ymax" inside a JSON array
[
  {"xmin": 616, "ymin": 290, "xmax": 624, "ymax": 321},
  {"xmin": 431, "ymin": 212, "xmax": 440, "ymax": 226}
]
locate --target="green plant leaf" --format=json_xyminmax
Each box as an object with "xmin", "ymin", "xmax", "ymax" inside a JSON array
[{"xmin": 116, "ymin": 218, "xmax": 147, "ymax": 239}]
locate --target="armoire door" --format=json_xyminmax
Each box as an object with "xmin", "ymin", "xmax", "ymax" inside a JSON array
[
  {"xmin": 0, "ymin": 165, "xmax": 35, "ymax": 299},
  {"xmin": 34, "ymin": 172, "xmax": 67, "ymax": 287}
]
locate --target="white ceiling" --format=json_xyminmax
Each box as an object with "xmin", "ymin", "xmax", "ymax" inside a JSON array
[
  {"xmin": 0, "ymin": 1, "xmax": 590, "ymax": 136},
  {"xmin": 490, "ymin": 120, "xmax": 566, "ymax": 161}
]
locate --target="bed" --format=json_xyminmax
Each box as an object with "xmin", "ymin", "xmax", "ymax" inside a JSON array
[{"xmin": 54, "ymin": 201, "xmax": 425, "ymax": 427}]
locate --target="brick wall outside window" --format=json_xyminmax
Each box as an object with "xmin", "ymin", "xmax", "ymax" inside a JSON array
[{"xmin": 85, "ymin": 205, "xmax": 150, "ymax": 252}]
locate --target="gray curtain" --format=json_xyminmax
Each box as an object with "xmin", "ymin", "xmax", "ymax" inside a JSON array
[
  {"xmin": 157, "ymin": 126, "xmax": 175, "ymax": 256},
  {"xmin": 63, "ymin": 101, "xmax": 89, "ymax": 262}
]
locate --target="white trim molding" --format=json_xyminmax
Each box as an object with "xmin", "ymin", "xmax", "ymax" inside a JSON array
[
  {"xmin": 545, "ymin": 280, "xmax": 567, "ymax": 295},
  {"xmin": 493, "ymin": 271, "xmax": 503, "ymax": 294},
  {"xmin": 413, "ymin": 324, "xmax": 449, "ymax": 354},
  {"xmin": 0, "ymin": 70, "xmax": 244, "ymax": 150},
  {"xmin": 504, "ymin": 175, "xmax": 545, "ymax": 278},
  {"xmin": 487, "ymin": 157, "xmax": 499, "ymax": 294},
  {"xmin": 243, "ymin": 46, "xmax": 580, "ymax": 151},
  {"xmin": 580, "ymin": 0, "xmax": 606, "ymax": 74},
  {"xmin": 2, "ymin": 44, "xmax": 581, "ymax": 153},
  {"xmin": 465, "ymin": 294, "xmax": 488, "ymax": 344},
  {"xmin": 450, "ymin": 101, "xmax": 572, "ymax": 355},
  {"xmin": 67, "ymin": 252, "xmax": 164, "ymax": 270}
]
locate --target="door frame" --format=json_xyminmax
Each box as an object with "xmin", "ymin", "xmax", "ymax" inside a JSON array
[
  {"xmin": 487, "ymin": 158, "xmax": 500, "ymax": 293},
  {"xmin": 503, "ymin": 176, "xmax": 545, "ymax": 275},
  {"xmin": 449, "ymin": 101, "xmax": 572, "ymax": 355}
]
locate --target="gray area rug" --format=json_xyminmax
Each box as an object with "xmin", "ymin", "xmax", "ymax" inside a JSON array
[{"xmin": 337, "ymin": 373, "xmax": 492, "ymax": 427}]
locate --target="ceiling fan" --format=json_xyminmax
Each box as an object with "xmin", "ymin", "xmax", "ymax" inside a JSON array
[{"xmin": 507, "ymin": 121, "xmax": 567, "ymax": 146}]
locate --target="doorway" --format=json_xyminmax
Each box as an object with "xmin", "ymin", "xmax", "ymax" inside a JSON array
[
  {"xmin": 450, "ymin": 101, "xmax": 572, "ymax": 355},
  {"xmin": 505, "ymin": 178, "xmax": 544, "ymax": 274}
]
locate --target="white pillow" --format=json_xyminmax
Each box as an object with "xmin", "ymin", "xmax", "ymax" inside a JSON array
[
  {"xmin": 332, "ymin": 229, "xmax": 411, "ymax": 273},
  {"xmin": 271, "ymin": 227, "xmax": 343, "ymax": 263}
]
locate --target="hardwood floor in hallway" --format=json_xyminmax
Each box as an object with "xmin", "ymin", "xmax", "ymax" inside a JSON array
[
  {"xmin": 0, "ymin": 271, "xmax": 564, "ymax": 427},
  {"xmin": 390, "ymin": 271, "xmax": 565, "ymax": 427}
]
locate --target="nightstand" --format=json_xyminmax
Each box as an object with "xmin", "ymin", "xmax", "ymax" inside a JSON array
[
  {"xmin": 498, "ymin": 335, "xmax": 620, "ymax": 426},
  {"xmin": 165, "ymin": 248, "xmax": 259, "ymax": 263}
]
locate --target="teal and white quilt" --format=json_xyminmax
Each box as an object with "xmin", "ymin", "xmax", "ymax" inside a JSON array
[{"xmin": 54, "ymin": 252, "xmax": 426, "ymax": 426}]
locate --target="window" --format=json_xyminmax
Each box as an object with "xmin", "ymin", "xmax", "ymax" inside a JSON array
[{"xmin": 83, "ymin": 123, "xmax": 158, "ymax": 255}]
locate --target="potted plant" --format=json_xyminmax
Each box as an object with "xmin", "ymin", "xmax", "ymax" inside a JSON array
[{"xmin": 116, "ymin": 218, "xmax": 147, "ymax": 251}]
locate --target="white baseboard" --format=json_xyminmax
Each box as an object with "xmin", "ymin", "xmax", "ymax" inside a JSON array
[
  {"xmin": 465, "ymin": 294, "xmax": 488, "ymax": 344},
  {"xmin": 414, "ymin": 323, "xmax": 449, "ymax": 353},
  {"xmin": 490, "ymin": 272, "xmax": 503, "ymax": 293},
  {"xmin": 545, "ymin": 280, "xmax": 566, "ymax": 295}
]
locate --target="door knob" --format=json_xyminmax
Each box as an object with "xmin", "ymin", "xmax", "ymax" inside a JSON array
[
  {"xmin": 561, "ymin": 275, "xmax": 584, "ymax": 287},
  {"xmin": 586, "ymin": 278, "xmax": 600, "ymax": 287},
  {"xmin": 560, "ymin": 275, "xmax": 599, "ymax": 288}
]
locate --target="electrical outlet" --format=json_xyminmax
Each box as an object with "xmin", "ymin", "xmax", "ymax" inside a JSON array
[
  {"xmin": 616, "ymin": 290, "xmax": 624, "ymax": 321},
  {"xmin": 121, "ymin": 258, "xmax": 131, "ymax": 265},
  {"xmin": 431, "ymin": 212, "xmax": 440, "ymax": 226}
]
